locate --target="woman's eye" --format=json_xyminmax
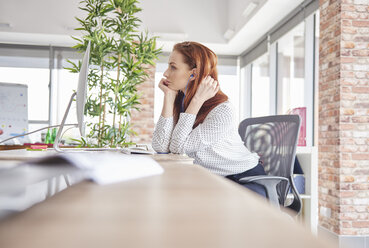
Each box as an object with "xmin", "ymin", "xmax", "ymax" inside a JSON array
[{"xmin": 171, "ymin": 66, "xmax": 176, "ymax": 70}]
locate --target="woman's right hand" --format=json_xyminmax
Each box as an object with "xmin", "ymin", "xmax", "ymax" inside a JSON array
[
  {"xmin": 159, "ymin": 78, "xmax": 178, "ymax": 118},
  {"xmin": 159, "ymin": 78, "xmax": 178, "ymax": 97}
]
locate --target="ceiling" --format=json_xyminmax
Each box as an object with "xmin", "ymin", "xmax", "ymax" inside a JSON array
[{"xmin": 0, "ymin": 0, "xmax": 304, "ymax": 55}]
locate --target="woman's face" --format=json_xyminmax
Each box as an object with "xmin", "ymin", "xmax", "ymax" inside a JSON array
[{"xmin": 163, "ymin": 50, "xmax": 193, "ymax": 92}]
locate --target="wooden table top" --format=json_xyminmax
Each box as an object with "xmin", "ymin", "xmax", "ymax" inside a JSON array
[{"xmin": 0, "ymin": 152, "xmax": 332, "ymax": 248}]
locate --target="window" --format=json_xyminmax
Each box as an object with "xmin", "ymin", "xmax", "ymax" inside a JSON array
[
  {"xmin": 251, "ymin": 53, "xmax": 270, "ymax": 117},
  {"xmin": 0, "ymin": 45, "xmax": 82, "ymax": 143},
  {"xmin": 52, "ymin": 50, "xmax": 82, "ymax": 142},
  {"xmin": 218, "ymin": 65, "xmax": 239, "ymax": 122},
  {"xmin": 240, "ymin": 11, "xmax": 318, "ymax": 146},
  {"xmin": 0, "ymin": 47, "xmax": 51, "ymax": 143},
  {"xmin": 0, "ymin": 48, "xmax": 50, "ymax": 122},
  {"xmin": 154, "ymin": 70, "xmax": 164, "ymax": 123},
  {"xmin": 276, "ymin": 22, "xmax": 305, "ymax": 115},
  {"xmin": 53, "ymin": 50, "xmax": 82, "ymax": 123}
]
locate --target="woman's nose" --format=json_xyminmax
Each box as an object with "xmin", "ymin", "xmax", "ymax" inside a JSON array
[{"xmin": 163, "ymin": 68, "xmax": 169, "ymax": 78}]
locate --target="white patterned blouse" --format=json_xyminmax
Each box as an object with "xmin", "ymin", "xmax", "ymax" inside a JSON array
[{"xmin": 152, "ymin": 101, "xmax": 259, "ymax": 176}]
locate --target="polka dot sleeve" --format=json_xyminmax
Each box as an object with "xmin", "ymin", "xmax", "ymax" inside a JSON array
[
  {"xmin": 152, "ymin": 115, "xmax": 174, "ymax": 153},
  {"xmin": 169, "ymin": 104, "xmax": 233, "ymax": 154}
]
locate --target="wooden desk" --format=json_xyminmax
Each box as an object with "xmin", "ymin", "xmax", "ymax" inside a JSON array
[{"xmin": 0, "ymin": 152, "xmax": 332, "ymax": 248}]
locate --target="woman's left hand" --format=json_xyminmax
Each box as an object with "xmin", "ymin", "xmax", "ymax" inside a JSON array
[{"xmin": 193, "ymin": 76, "xmax": 220, "ymax": 103}]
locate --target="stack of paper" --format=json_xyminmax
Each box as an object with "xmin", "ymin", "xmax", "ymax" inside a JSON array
[{"xmin": 26, "ymin": 152, "xmax": 164, "ymax": 185}]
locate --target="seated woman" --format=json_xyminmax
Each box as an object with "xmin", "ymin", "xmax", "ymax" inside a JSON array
[{"xmin": 152, "ymin": 41, "xmax": 266, "ymax": 197}]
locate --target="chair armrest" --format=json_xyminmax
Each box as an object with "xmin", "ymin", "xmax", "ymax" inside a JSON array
[
  {"xmin": 238, "ymin": 175, "xmax": 289, "ymax": 208},
  {"xmin": 286, "ymin": 176, "xmax": 302, "ymax": 214},
  {"xmin": 239, "ymin": 175, "xmax": 288, "ymax": 184}
]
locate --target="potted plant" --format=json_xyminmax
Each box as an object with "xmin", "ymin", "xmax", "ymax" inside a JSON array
[{"xmin": 66, "ymin": 0, "xmax": 161, "ymax": 147}]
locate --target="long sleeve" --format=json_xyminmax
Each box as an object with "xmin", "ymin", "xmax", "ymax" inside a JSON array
[
  {"xmin": 152, "ymin": 115, "xmax": 175, "ymax": 153},
  {"xmin": 169, "ymin": 104, "xmax": 233, "ymax": 154}
]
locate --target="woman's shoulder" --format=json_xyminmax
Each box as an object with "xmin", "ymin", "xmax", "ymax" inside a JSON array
[
  {"xmin": 212, "ymin": 101, "xmax": 234, "ymax": 112},
  {"xmin": 208, "ymin": 101, "xmax": 235, "ymax": 118}
]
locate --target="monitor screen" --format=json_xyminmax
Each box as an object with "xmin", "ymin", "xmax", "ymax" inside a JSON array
[{"xmin": 76, "ymin": 42, "xmax": 90, "ymax": 136}]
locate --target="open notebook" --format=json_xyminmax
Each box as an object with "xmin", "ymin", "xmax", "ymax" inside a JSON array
[{"xmin": 23, "ymin": 152, "xmax": 164, "ymax": 185}]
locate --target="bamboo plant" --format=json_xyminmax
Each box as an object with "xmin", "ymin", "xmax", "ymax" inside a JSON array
[{"xmin": 66, "ymin": 0, "xmax": 161, "ymax": 147}]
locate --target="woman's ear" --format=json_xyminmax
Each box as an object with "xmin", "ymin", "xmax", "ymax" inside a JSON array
[{"xmin": 190, "ymin": 69, "xmax": 197, "ymax": 81}]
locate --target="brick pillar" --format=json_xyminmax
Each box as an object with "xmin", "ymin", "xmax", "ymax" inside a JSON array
[
  {"xmin": 319, "ymin": 0, "xmax": 369, "ymax": 245},
  {"xmin": 130, "ymin": 65, "xmax": 155, "ymax": 144}
]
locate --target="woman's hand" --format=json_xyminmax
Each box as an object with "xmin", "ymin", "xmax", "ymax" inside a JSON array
[
  {"xmin": 185, "ymin": 76, "xmax": 219, "ymax": 115},
  {"xmin": 159, "ymin": 78, "xmax": 178, "ymax": 118},
  {"xmin": 158, "ymin": 78, "xmax": 178, "ymax": 98},
  {"xmin": 193, "ymin": 76, "xmax": 220, "ymax": 103}
]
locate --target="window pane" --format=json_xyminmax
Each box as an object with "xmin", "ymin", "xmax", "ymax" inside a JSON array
[
  {"xmin": 277, "ymin": 22, "xmax": 305, "ymax": 115},
  {"xmin": 55, "ymin": 50, "xmax": 81, "ymax": 124},
  {"xmin": 0, "ymin": 47, "xmax": 50, "ymax": 122},
  {"xmin": 53, "ymin": 50, "xmax": 84, "ymax": 142},
  {"xmin": 0, "ymin": 67, "xmax": 49, "ymax": 121},
  {"xmin": 218, "ymin": 73, "xmax": 239, "ymax": 119},
  {"xmin": 154, "ymin": 71, "xmax": 164, "ymax": 124},
  {"xmin": 251, "ymin": 53, "xmax": 270, "ymax": 117}
]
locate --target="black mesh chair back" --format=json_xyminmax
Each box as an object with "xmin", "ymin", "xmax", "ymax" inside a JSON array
[{"xmin": 238, "ymin": 115, "xmax": 301, "ymax": 211}]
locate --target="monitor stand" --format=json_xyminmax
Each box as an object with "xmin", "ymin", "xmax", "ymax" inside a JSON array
[
  {"xmin": 54, "ymin": 92, "xmax": 77, "ymax": 153},
  {"xmin": 53, "ymin": 92, "xmax": 121, "ymax": 153}
]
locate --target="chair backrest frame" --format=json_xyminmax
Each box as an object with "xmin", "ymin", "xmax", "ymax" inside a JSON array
[{"xmin": 238, "ymin": 115, "xmax": 301, "ymax": 205}]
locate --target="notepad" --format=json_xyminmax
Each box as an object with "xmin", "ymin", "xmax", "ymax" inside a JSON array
[{"xmin": 24, "ymin": 152, "xmax": 164, "ymax": 185}]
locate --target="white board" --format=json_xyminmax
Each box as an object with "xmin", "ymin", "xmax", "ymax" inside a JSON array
[{"xmin": 0, "ymin": 82, "xmax": 29, "ymax": 144}]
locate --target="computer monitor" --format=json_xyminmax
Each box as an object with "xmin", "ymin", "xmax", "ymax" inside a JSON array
[
  {"xmin": 54, "ymin": 42, "xmax": 90, "ymax": 152},
  {"xmin": 76, "ymin": 42, "xmax": 90, "ymax": 136}
]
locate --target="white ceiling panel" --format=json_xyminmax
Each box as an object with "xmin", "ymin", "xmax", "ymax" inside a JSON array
[{"xmin": 0, "ymin": 0, "xmax": 305, "ymax": 55}]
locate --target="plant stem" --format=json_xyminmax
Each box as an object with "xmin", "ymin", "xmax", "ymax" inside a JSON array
[
  {"xmin": 102, "ymin": 94, "xmax": 107, "ymax": 143},
  {"xmin": 98, "ymin": 64, "xmax": 104, "ymax": 146},
  {"xmin": 112, "ymin": 53, "xmax": 121, "ymax": 146},
  {"xmin": 119, "ymin": 114, "xmax": 122, "ymax": 133}
]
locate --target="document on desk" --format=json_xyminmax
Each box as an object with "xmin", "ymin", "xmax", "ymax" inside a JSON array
[{"xmin": 24, "ymin": 152, "xmax": 164, "ymax": 185}]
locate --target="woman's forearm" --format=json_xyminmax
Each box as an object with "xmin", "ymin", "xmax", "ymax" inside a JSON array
[
  {"xmin": 185, "ymin": 96, "xmax": 205, "ymax": 115},
  {"xmin": 161, "ymin": 94, "xmax": 177, "ymax": 118}
]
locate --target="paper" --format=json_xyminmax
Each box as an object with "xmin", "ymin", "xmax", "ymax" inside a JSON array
[{"xmin": 26, "ymin": 152, "xmax": 164, "ymax": 185}]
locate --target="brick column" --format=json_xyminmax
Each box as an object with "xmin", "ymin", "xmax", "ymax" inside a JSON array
[
  {"xmin": 319, "ymin": 0, "xmax": 369, "ymax": 245},
  {"xmin": 130, "ymin": 65, "xmax": 155, "ymax": 144}
]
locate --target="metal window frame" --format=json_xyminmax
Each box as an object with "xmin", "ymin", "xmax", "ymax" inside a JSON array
[{"xmin": 240, "ymin": 36, "xmax": 268, "ymax": 69}]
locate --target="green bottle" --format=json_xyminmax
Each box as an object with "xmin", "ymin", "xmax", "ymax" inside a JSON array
[
  {"xmin": 51, "ymin": 128, "xmax": 57, "ymax": 143},
  {"xmin": 45, "ymin": 129, "xmax": 51, "ymax": 144}
]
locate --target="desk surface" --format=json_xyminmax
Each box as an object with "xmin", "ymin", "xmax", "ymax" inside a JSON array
[{"xmin": 0, "ymin": 151, "xmax": 332, "ymax": 248}]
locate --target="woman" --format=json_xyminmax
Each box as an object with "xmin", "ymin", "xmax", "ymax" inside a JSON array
[{"xmin": 152, "ymin": 41, "xmax": 266, "ymax": 196}]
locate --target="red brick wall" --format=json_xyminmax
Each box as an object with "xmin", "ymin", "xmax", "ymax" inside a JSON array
[
  {"xmin": 319, "ymin": 0, "xmax": 369, "ymax": 235},
  {"xmin": 130, "ymin": 65, "xmax": 156, "ymax": 144}
]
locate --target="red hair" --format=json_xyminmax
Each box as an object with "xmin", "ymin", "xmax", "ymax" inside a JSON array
[{"xmin": 173, "ymin": 41, "xmax": 228, "ymax": 128}]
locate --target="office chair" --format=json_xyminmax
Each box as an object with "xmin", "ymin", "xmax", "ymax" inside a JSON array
[{"xmin": 238, "ymin": 115, "xmax": 302, "ymax": 215}]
